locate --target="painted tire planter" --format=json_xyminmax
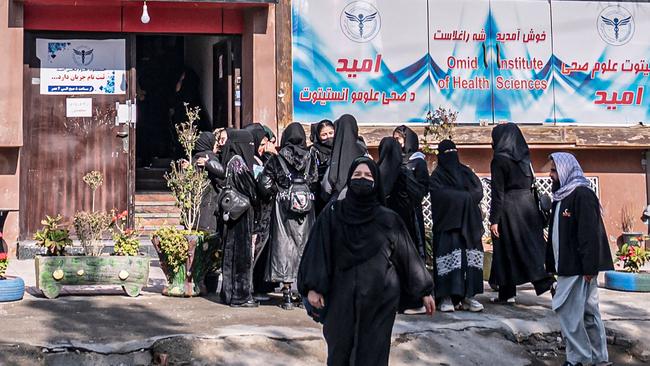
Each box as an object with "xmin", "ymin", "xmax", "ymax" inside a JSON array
[
  {"xmin": 35, "ymin": 255, "xmax": 150, "ymax": 299},
  {"xmin": 603, "ymin": 270, "xmax": 650, "ymax": 292},
  {"xmin": 0, "ymin": 276, "xmax": 25, "ymax": 302},
  {"xmin": 152, "ymin": 234, "xmax": 220, "ymax": 297}
]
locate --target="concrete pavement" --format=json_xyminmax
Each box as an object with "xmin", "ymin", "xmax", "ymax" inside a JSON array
[{"xmin": 1, "ymin": 259, "xmax": 648, "ymax": 365}]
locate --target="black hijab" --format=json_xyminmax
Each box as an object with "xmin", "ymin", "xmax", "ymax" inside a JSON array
[
  {"xmin": 279, "ymin": 122, "xmax": 311, "ymax": 170},
  {"xmin": 244, "ymin": 123, "xmax": 268, "ymax": 156},
  {"xmin": 334, "ymin": 157, "xmax": 388, "ymax": 269},
  {"xmin": 193, "ymin": 132, "xmax": 216, "ymax": 155},
  {"xmin": 429, "ymin": 140, "xmax": 484, "ymax": 245},
  {"xmin": 491, "ymin": 123, "xmax": 532, "ymax": 176},
  {"xmin": 328, "ymin": 114, "xmax": 367, "ymax": 193},
  {"xmin": 378, "ymin": 137, "xmax": 404, "ymax": 198},
  {"xmin": 393, "ymin": 125, "xmax": 420, "ymax": 157},
  {"xmin": 310, "ymin": 119, "xmax": 335, "ymax": 160},
  {"xmin": 221, "ymin": 130, "xmax": 256, "ymax": 170}
]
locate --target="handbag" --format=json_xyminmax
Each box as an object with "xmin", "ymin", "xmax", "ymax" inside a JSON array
[
  {"xmin": 277, "ymin": 155, "xmax": 315, "ymax": 214},
  {"xmin": 218, "ymin": 163, "xmax": 251, "ymax": 222}
]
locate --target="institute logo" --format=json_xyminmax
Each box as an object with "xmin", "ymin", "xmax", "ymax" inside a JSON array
[
  {"xmin": 597, "ymin": 6, "xmax": 634, "ymax": 46},
  {"xmin": 72, "ymin": 46, "xmax": 94, "ymax": 67},
  {"xmin": 340, "ymin": 1, "xmax": 381, "ymax": 43}
]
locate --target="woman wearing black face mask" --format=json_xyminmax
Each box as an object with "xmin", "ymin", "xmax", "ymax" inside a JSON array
[
  {"xmin": 298, "ymin": 156, "xmax": 435, "ymax": 366},
  {"xmin": 310, "ymin": 119, "xmax": 335, "ymax": 215}
]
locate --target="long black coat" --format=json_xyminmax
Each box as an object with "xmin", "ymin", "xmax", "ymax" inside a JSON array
[
  {"xmin": 194, "ymin": 151, "xmax": 225, "ymax": 233},
  {"xmin": 298, "ymin": 203, "xmax": 433, "ymax": 366},
  {"xmin": 405, "ymin": 156, "xmax": 429, "ymax": 256},
  {"xmin": 546, "ymin": 187, "xmax": 614, "ymax": 276},
  {"xmin": 489, "ymin": 156, "xmax": 548, "ymax": 287}
]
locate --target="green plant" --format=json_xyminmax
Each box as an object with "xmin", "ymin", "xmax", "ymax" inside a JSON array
[
  {"xmin": 33, "ymin": 214, "xmax": 72, "ymax": 256},
  {"xmin": 421, "ymin": 106, "xmax": 458, "ymax": 154},
  {"xmin": 0, "ymin": 252, "xmax": 7, "ymax": 279},
  {"xmin": 82, "ymin": 170, "xmax": 104, "ymax": 212},
  {"xmin": 152, "ymin": 226, "xmax": 196, "ymax": 274},
  {"xmin": 617, "ymin": 241, "xmax": 650, "ymax": 273},
  {"xmin": 164, "ymin": 104, "xmax": 209, "ymax": 231},
  {"xmin": 112, "ymin": 210, "xmax": 141, "ymax": 256},
  {"xmin": 73, "ymin": 211, "xmax": 113, "ymax": 256}
]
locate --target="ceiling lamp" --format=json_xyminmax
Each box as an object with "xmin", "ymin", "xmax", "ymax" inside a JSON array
[{"xmin": 141, "ymin": 0, "xmax": 151, "ymax": 24}]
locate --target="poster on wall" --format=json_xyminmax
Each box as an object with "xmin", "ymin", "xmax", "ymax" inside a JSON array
[
  {"xmin": 428, "ymin": 0, "xmax": 493, "ymax": 123},
  {"xmin": 36, "ymin": 39, "xmax": 127, "ymax": 95},
  {"xmin": 552, "ymin": 1, "xmax": 650, "ymax": 125},
  {"xmin": 292, "ymin": 0, "xmax": 430, "ymax": 124},
  {"xmin": 489, "ymin": 0, "xmax": 554, "ymax": 124}
]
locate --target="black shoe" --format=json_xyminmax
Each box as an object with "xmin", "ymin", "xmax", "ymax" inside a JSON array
[
  {"xmin": 562, "ymin": 362, "xmax": 583, "ymax": 366},
  {"xmin": 230, "ymin": 299, "xmax": 259, "ymax": 308}
]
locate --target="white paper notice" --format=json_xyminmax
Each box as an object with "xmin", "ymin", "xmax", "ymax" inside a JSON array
[{"xmin": 66, "ymin": 98, "xmax": 93, "ymax": 117}]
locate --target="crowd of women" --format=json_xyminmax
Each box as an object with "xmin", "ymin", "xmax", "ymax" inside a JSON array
[
  {"xmin": 193, "ymin": 116, "xmax": 559, "ymax": 312},
  {"xmin": 193, "ymin": 117, "xmax": 611, "ymax": 366}
]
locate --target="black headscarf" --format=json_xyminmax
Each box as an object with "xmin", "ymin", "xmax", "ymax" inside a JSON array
[
  {"xmin": 279, "ymin": 122, "xmax": 311, "ymax": 171},
  {"xmin": 328, "ymin": 114, "xmax": 367, "ymax": 193},
  {"xmin": 193, "ymin": 132, "xmax": 216, "ymax": 155},
  {"xmin": 491, "ymin": 123, "xmax": 532, "ymax": 177},
  {"xmin": 310, "ymin": 119, "xmax": 335, "ymax": 159},
  {"xmin": 334, "ymin": 157, "xmax": 389, "ymax": 269},
  {"xmin": 393, "ymin": 125, "xmax": 420, "ymax": 157},
  {"xmin": 221, "ymin": 130, "xmax": 256, "ymax": 170},
  {"xmin": 244, "ymin": 123, "xmax": 268, "ymax": 156},
  {"xmin": 377, "ymin": 137, "xmax": 404, "ymax": 198},
  {"xmin": 429, "ymin": 140, "xmax": 484, "ymax": 245}
]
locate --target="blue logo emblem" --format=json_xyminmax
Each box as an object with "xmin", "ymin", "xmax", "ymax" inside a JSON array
[
  {"xmin": 340, "ymin": 2, "xmax": 381, "ymax": 43},
  {"xmin": 597, "ymin": 6, "xmax": 634, "ymax": 46}
]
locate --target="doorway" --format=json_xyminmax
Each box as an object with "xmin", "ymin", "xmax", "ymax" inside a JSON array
[{"xmin": 134, "ymin": 35, "xmax": 241, "ymax": 192}]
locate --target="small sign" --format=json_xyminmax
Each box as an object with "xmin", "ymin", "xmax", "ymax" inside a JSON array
[{"xmin": 66, "ymin": 98, "xmax": 93, "ymax": 117}]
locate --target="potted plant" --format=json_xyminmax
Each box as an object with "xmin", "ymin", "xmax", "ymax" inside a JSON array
[
  {"xmin": 0, "ymin": 232, "xmax": 25, "ymax": 302},
  {"xmin": 151, "ymin": 105, "xmax": 220, "ymax": 297},
  {"xmin": 621, "ymin": 203, "xmax": 643, "ymax": 246},
  {"xmin": 34, "ymin": 172, "xmax": 150, "ymax": 299},
  {"xmin": 420, "ymin": 106, "xmax": 458, "ymax": 154},
  {"xmin": 604, "ymin": 236, "xmax": 650, "ymax": 292}
]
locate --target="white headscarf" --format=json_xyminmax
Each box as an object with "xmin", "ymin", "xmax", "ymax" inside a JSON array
[{"xmin": 550, "ymin": 152, "xmax": 591, "ymax": 202}]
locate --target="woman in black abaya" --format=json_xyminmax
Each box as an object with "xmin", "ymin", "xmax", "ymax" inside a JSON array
[
  {"xmin": 310, "ymin": 119, "xmax": 335, "ymax": 215},
  {"xmin": 258, "ymin": 122, "xmax": 318, "ymax": 309},
  {"xmin": 429, "ymin": 140, "xmax": 485, "ymax": 312},
  {"xmin": 489, "ymin": 123, "xmax": 553, "ymax": 303},
  {"xmin": 393, "ymin": 125, "xmax": 429, "ymax": 257},
  {"xmin": 219, "ymin": 130, "xmax": 259, "ymax": 307},
  {"xmin": 298, "ymin": 157, "xmax": 435, "ymax": 366},
  {"xmin": 193, "ymin": 132, "xmax": 225, "ymax": 234},
  {"xmin": 323, "ymin": 114, "xmax": 367, "ymax": 201},
  {"xmin": 377, "ymin": 137, "xmax": 426, "ymax": 253}
]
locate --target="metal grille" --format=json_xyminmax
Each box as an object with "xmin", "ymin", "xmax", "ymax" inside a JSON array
[{"xmin": 422, "ymin": 177, "xmax": 599, "ymax": 235}]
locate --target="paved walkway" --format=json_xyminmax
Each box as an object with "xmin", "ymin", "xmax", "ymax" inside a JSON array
[{"xmin": 1, "ymin": 259, "xmax": 648, "ymax": 365}]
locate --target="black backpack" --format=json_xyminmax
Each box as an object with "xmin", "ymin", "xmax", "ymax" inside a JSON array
[{"xmin": 277, "ymin": 155, "xmax": 314, "ymax": 214}]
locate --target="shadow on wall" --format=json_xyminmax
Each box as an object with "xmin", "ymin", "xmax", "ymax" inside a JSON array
[{"xmin": 0, "ymin": 147, "xmax": 18, "ymax": 175}]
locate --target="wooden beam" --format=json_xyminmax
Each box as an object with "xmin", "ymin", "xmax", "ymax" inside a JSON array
[
  {"xmin": 275, "ymin": 0, "xmax": 292, "ymax": 131},
  {"xmin": 307, "ymin": 125, "xmax": 650, "ymax": 148}
]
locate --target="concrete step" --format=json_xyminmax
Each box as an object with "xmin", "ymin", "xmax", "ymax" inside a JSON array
[{"xmin": 134, "ymin": 212, "xmax": 181, "ymax": 218}]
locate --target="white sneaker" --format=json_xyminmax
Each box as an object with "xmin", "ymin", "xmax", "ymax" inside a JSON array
[
  {"xmin": 462, "ymin": 297, "xmax": 484, "ymax": 312},
  {"xmin": 439, "ymin": 297, "xmax": 455, "ymax": 312},
  {"xmin": 403, "ymin": 306, "xmax": 427, "ymax": 315}
]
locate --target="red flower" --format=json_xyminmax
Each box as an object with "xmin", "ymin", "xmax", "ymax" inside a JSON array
[{"xmin": 0, "ymin": 253, "xmax": 7, "ymax": 261}]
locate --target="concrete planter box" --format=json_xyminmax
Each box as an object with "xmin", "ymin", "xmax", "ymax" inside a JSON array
[
  {"xmin": 35, "ymin": 255, "xmax": 150, "ymax": 299},
  {"xmin": 603, "ymin": 270, "xmax": 650, "ymax": 292}
]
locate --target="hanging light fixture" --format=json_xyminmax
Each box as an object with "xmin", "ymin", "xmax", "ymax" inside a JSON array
[{"xmin": 141, "ymin": 0, "xmax": 151, "ymax": 24}]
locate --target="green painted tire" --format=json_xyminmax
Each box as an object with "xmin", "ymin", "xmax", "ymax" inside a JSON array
[{"xmin": 0, "ymin": 276, "xmax": 25, "ymax": 302}]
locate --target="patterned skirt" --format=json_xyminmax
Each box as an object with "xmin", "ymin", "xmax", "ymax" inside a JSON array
[{"xmin": 432, "ymin": 229, "xmax": 484, "ymax": 301}]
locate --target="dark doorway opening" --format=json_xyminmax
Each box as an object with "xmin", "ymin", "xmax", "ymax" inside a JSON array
[{"xmin": 135, "ymin": 35, "xmax": 241, "ymax": 192}]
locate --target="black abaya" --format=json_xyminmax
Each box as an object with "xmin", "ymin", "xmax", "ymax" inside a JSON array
[
  {"xmin": 429, "ymin": 140, "xmax": 484, "ymax": 301},
  {"xmin": 298, "ymin": 157, "xmax": 433, "ymax": 366},
  {"xmin": 327, "ymin": 115, "xmax": 367, "ymax": 196},
  {"xmin": 489, "ymin": 125, "xmax": 552, "ymax": 298},
  {"xmin": 219, "ymin": 152, "xmax": 258, "ymax": 305}
]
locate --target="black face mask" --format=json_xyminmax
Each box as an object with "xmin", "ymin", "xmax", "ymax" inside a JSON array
[
  {"xmin": 551, "ymin": 179, "xmax": 560, "ymax": 192},
  {"xmin": 349, "ymin": 178, "xmax": 374, "ymax": 196},
  {"xmin": 321, "ymin": 138, "xmax": 334, "ymax": 148}
]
